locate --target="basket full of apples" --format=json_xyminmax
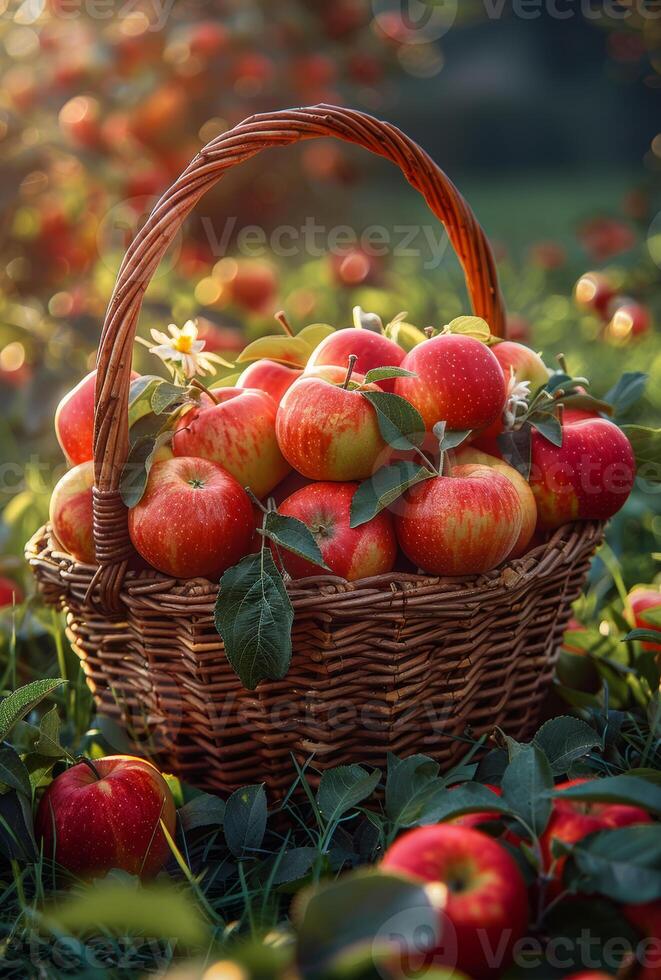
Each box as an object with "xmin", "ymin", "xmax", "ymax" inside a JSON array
[{"xmin": 26, "ymin": 106, "xmax": 642, "ymax": 795}]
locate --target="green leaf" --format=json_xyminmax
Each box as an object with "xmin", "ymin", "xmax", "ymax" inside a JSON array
[
  {"xmin": 363, "ymin": 366, "xmax": 417, "ymax": 384},
  {"xmin": 128, "ymin": 375, "xmax": 163, "ymax": 427},
  {"xmin": 223, "ymin": 784, "xmax": 267, "ymax": 857},
  {"xmin": 237, "ymin": 335, "xmax": 310, "ymax": 367},
  {"xmin": 432, "ymin": 422, "xmax": 472, "ymax": 451},
  {"xmin": 421, "ymin": 782, "xmax": 511, "ymax": 823},
  {"xmin": 360, "ymin": 390, "xmax": 426, "ymax": 450},
  {"xmin": 568, "ymin": 825, "xmax": 661, "ymax": 903},
  {"xmin": 445, "ymin": 316, "xmax": 491, "ymax": 341},
  {"xmin": 621, "ymin": 425, "xmax": 661, "ymax": 481},
  {"xmin": 28, "ymin": 705, "xmax": 68, "ymax": 759},
  {"xmin": 24, "ymin": 752, "xmax": 59, "ymax": 791},
  {"xmin": 0, "ymin": 678, "xmax": 66, "ymax": 743},
  {"xmin": 350, "ymin": 462, "xmax": 435, "ymax": 528},
  {"xmin": 0, "ymin": 745, "xmax": 31, "ymax": 797},
  {"xmin": 543, "ymin": 371, "xmax": 575, "ymax": 395},
  {"xmin": 529, "ymin": 411, "xmax": 563, "ymax": 447},
  {"xmin": 151, "ymin": 380, "xmax": 189, "ymax": 415},
  {"xmin": 260, "ymin": 513, "xmax": 329, "ymax": 570},
  {"xmin": 214, "ymin": 551, "xmax": 293, "ymax": 690},
  {"xmin": 501, "ymin": 743, "xmax": 553, "ymax": 836},
  {"xmin": 604, "ymin": 371, "xmax": 648, "ymax": 416},
  {"xmin": 316, "ymin": 765, "xmax": 381, "ymax": 824},
  {"xmin": 385, "ymin": 753, "xmax": 447, "ymax": 828},
  {"xmin": 178, "ymin": 793, "xmax": 225, "ymax": 833},
  {"xmin": 296, "ymin": 323, "xmax": 335, "ymax": 349},
  {"xmin": 120, "ymin": 432, "xmax": 171, "ymax": 508},
  {"xmin": 554, "ymin": 774, "xmax": 661, "ymax": 815},
  {"xmin": 497, "ymin": 426, "xmax": 532, "ymax": 479},
  {"xmin": 43, "ymin": 880, "xmax": 208, "ymax": 947},
  {"xmin": 260, "ymin": 846, "xmax": 317, "ymax": 886},
  {"xmin": 0, "ymin": 788, "xmax": 37, "ymax": 862},
  {"xmin": 560, "ymin": 392, "xmax": 612, "ymax": 416},
  {"xmin": 625, "ymin": 628, "xmax": 661, "ymax": 644},
  {"xmin": 295, "ymin": 870, "xmax": 441, "ymax": 980},
  {"xmin": 533, "ymin": 716, "xmax": 603, "ymax": 775}
]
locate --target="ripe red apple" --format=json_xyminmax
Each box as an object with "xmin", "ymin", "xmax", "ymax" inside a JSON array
[
  {"xmin": 626, "ymin": 587, "xmax": 661, "ymax": 652},
  {"xmin": 49, "ymin": 461, "xmax": 95, "ymax": 564},
  {"xmin": 305, "ymin": 327, "xmax": 405, "ymax": 393},
  {"xmin": 173, "ymin": 388, "xmax": 290, "ymax": 499},
  {"xmin": 128, "ymin": 457, "xmax": 254, "ymax": 579},
  {"xmin": 394, "ymin": 335, "xmax": 507, "ymax": 432},
  {"xmin": 394, "ymin": 463, "xmax": 522, "ymax": 576},
  {"xmin": 574, "ymin": 271, "xmax": 615, "ymax": 316},
  {"xmin": 490, "ymin": 341, "xmax": 549, "ymax": 393},
  {"xmin": 540, "ymin": 777, "xmax": 652, "ymax": 897},
  {"xmin": 382, "ymin": 824, "xmax": 529, "ymax": 978},
  {"xmin": 35, "ymin": 755, "xmax": 176, "ymax": 879},
  {"xmin": 236, "ymin": 360, "xmax": 302, "ymax": 405},
  {"xmin": 452, "ymin": 447, "xmax": 537, "ymax": 558},
  {"xmin": 278, "ymin": 481, "xmax": 397, "ymax": 580},
  {"xmin": 55, "ymin": 369, "xmax": 139, "ymax": 466},
  {"xmin": 0, "ymin": 576, "xmax": 23, "ymax": 607},
  {"xmin": 228, "ymin": 259, "xmax": 278, "ymax": 314},
  {"xmin": 276, "ymin": 366, "xmax": 387, "ymax": 481},
  {"xmin": 529, "ymin": 419, "xmax": 635, "ymax": 530},
  {"xmin": 606, "ymin": 300, "xmax": 652, "ymax": 342}
]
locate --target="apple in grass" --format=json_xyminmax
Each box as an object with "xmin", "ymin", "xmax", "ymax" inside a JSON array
[
  {"xmin": 173, "ymin": 387, "xmax": 290, "ymax": 499},
  {"xmin": 394, "ymin": 463, "xmax": 522, "ymax": 576},
  {"xmin": 55, "ymin": 369, "xmax": 139, "ymax": 465},
  {"xmin": 451, "ymin": 446, "xmax": 537, "ymax": 558},
  {"xmin": 35, "ymin": 755, "xmax": 176, "ymax": 879},
  {"xmin": 381, "ymin": 824, "xmax": 529, "ymax": 978},
  {"xmin": 278, "ymin": 481, "xmax": 397, "ymax": 580},
  {"xmin": 49, "ymin": 460, "xmax": 95, "ymax": 564},
  {"xmin": 236, "ymin": 360, "xmax": 302, "ymax": 405},
  {"xmin": 394, "ymin": 334, "xmax": 507, "ymax": 432},
  {"xmin": 276, "ymin": 364, "xmax": 388, "ymax": 481},
  {"xmin": 529, "ymin": 418, "xmax": 635, "ymax": 530},
  {"xmin": 128, "ymin": 457, "xmax": 254, "ymax": 579}
]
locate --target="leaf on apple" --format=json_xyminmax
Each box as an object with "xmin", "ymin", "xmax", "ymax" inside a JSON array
[
  {"xmin": 625, "ymin": 628, "xmax": 661, "ymax": 645},
  {"xmin": 350, "ymin": 462, "xmax": 435, "ymax": 528},
  {"xmin": 432, "ymin": 422, "xmax": 472, "ymax": 452},
  {"xmin": 236, "ymin": 335, "xmax": 311, "ymax": 367},
  {"xmin": 444, "ymin": 316, "xmax": 491, "ymax": 342},
  {"xmin": 621, "ymin": 425, "xmax": 661, "ymax": 482},
  {"xmin": 259, "ymin": 513, "xmax": 329, "ymax": 571},
  {"xmin": 553, "ymin": 773, "xmax": 661, "ymax": 815},
  {"xmin": 564, "ymin": 824, "xmax": 661, "ymax": 904},
  {"xmin": 501, "ymin": 743, "xmax": 554, "ymax": 837},
  {"xmin": 120, "ymin": 432, "xmax": 172, "ymax": 508},
  {"xmin": 296, "ymin": 322, "xmax": 335, "ymax": 349},
  {"xmin": 529, "ymin": 411, "xmax": 563, "ymax": 447},
  {"xmin": 128, "ymin": 375, "xmax": 164, "ymax": 428},
  {"xmin": 362, "ymin": 366, "xmax": 417, "ymax": 384},
  {"xmin": 0, "ymin": 678, "xmax": 66, "ymax": 744},
  {"xmin": 214, "ymin": 551, "xmax": 293, "ymax": 691},
  {"xmin": 360, "ymin": 390, "xmax": 425, "ymax": 450},
  {"xmin": 560, "ymin": 392, "xmax": 613, "ymax": 416},
  {"xmin": 604, "ymin": 371, "xmax": 648, "ymax": 417},
  {"xmin": 497, "ymin": 427, "xmax": 532, "ymax": 479},
  {"xmin": 150, "ymin": 380, "xmax": 190, "ymax": 415}
]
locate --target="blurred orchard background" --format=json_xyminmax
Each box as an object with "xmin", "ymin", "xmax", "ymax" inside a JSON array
[{"xmin": 0, "ymin": 0, "xmax": 660, "ymax": 596}]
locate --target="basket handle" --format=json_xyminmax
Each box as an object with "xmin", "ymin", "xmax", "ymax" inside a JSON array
[{"xmin": 91, "ymin": 104, "xmax": 506, "ymax": 606}]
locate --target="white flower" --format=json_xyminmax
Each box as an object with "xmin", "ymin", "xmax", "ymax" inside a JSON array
[
  {"xmin": 503, "ymin": 369, "xmax": 532, "ymax": 429},
  {"xmin": 149, "ymin": 320, "xmax": 225, "ymax": 378}
]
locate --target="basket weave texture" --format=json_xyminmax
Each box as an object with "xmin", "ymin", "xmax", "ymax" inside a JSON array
[{"xmin": 26, "ymin": 105, "xmax": 604, "ymax": 794}]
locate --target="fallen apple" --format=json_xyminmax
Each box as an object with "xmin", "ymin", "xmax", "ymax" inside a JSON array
[
  {"xmin": 278, "ymin": 481, "xmax": 397, "ymax": 580},
  {"xmin": 173, "ymin": 387, "xmax": 290, "ymax": 499},
  {"xmin": 128, "ymin": 456, "xmax": 254, "ymax": 579},
  {"xmin": 381, "ymin": 824, "xmax": 529, "ymax": 978},
  {"xmin": 35, "ymin": 754, "xmax": 176, "ymax": 879},
  {"xmin": 49, "ymin": 460, "xmax": 95, "ymax": 564}
]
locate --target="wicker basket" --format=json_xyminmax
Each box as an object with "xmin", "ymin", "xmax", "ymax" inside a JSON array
[{"xmin": 26, "ymin": 105, "xmax": 604, "ymax": 795}]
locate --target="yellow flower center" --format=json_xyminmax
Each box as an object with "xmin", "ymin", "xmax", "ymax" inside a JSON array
[{"xmin": 173, "ymin": 334, "xmax": 194, "ymax": 354}]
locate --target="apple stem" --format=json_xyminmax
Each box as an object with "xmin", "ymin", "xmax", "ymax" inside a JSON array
[
  {"xmin": 557, "ymin": 352, "xmax": 568, "ymax": 374},
  {"xmin": 246, "ymin": 487, "xmax": 269, "ymax": 514},
  {"xmin": 424, "ymin": 326, "xmax": 436, "ymax": 339},
  {"xmin": 77, "ymin": 756, "xmax": 101, "ymax": 780},
  {"xmin": 342, "ymin": 354, "xmax": 358, "ymax": 389},
  {"xmin": 274, "ymin": 310, "xmax": 294, "ymax": 337},
  {"xmin": 190, "ymin": 378, "xmax": 220, "ymax": 404}
]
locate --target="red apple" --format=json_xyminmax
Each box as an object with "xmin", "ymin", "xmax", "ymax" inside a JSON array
[
  {"xmin": 381, "ymin": 824, "xmax": 529, "ymax": 978},
  {"xmin": 35, "ymin": 755, "xmax": 176, "ymax": 879},
  {"xmin": 574, "ymin": 271, "xmax": 615, "ymax": 316},
  {"xmin": 173, "ymin": 388, "xmax": 290, "ymax": 499},
  {"xmin": 55, "ymin": 369, "xmax": 139, "ymax": 466},
  {"xmin": 490, "ymin": 341, "xmax": 549, "ymax": 393},
  {"xmin": 626, "ymin": 587, "xmax": 661, "ymax": 652},
  {"xmin": 394, "ymin": 463, "xmax": 522, "ymax": 576},
  {"xmin": 452, "ymin": 447, "xmax": 537, "ymax": 558},
  {"xmin": 0, "ymin": 576, "xmax": 23, "ymax": 607},
  {"xmin": 540, "ymin": 777, "xmax": 652, "ymax": 897},
  {"xmin": 606, "ymin": 300, "xmax": 652, "ymax": 342},
  {"xmin": 49, "ymin": 461, "xmax": 95, "ymax": 564},
  {"xmin": 236, "ymin": 360, "xmax": 302, "ymax": 405},
  {"xmin": 305, "ymin": 328, "xmax": 405, "ymax": 393},
  {"xmin": 276, "ymin": 366, "xmax": 387, "ymax": 481},
  {"xmin": 529, "ymin": 419, "xmax": 635, "ymax": 530},
  {"xmin": 228, "ymin": 259, "xmax": 278, "ymax": 313},
  {"xmin": 394, "ymin": 335, "xmax": 507, "ymax": 432},
  {"xmin": 128, "ymin": 457, "xmax": 254, "ymax": 579},
  {"xmin": 278, "ymin": 481, "xmax": 397, "ymax": 580}
]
